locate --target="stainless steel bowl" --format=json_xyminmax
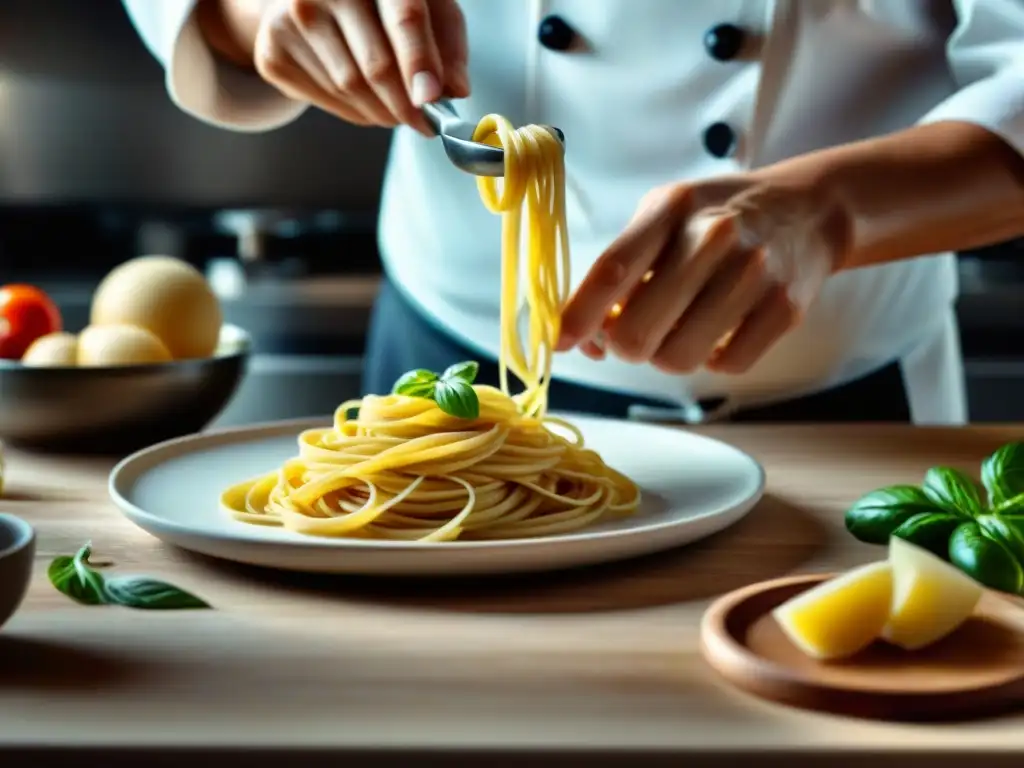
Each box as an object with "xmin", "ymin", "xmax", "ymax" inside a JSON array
[{"xmin": 0, "ymin": 325, "xmax": 251, "ymax": 454}]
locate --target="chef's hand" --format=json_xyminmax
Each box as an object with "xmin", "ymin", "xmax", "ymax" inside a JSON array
[
  {"xmin": 557, "ymin": 176, "xmax": 852, "ymax": 374},
  {"xmin": 209, "ymin": 0, "xmax": 469, "ymax": 134}
]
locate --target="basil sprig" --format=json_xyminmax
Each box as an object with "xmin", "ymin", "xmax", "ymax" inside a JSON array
[
  {"xmin": 392, "ymin": 361, "xmax": 481, "ymax": 419},
  {"xmin": 48, "ymin": 544, "xmax": 210, "ymax": 610},
  {"xmin": 844, "ymin": 441, "xmax": 1024, "ymax": 595}
]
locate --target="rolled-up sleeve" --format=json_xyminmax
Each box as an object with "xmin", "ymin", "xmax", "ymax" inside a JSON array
[
  {"xmin": 121, "ymin": 0, "xmax": 307, "ymax": 132},
  {"xmin": 919, "ymin": 0, "xmax": 1024, "ymax": 157}
]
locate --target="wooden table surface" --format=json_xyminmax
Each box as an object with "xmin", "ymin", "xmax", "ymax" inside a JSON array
[{"xmin": 3, "ymin": 424, "xmax": 1024, "ymax": 767}]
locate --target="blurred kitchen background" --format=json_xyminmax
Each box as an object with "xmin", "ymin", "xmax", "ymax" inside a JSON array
[{"xmin": 1, "ymin": 0, "xmax": 1022, "ymax": 424}]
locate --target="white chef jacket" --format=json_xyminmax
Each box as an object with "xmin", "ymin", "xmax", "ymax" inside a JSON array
[{"xmin": 123, "ymin": 0, "xmax": 1024, "ymax": 425}]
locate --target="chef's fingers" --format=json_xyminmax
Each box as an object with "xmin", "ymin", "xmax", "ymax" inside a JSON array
[
  {"xmin": 429, "ymin": 0, "xmax": 470, "ymax": 97},
  {"xmin": 606, "ymin": 213, "xmax": 735, "ymax": 363},
  {"xmin": 254, "ymin": 11, "xmax": 372, "ymax": 125},
  {"xmin": 332, "ymin": 0, "xmax": 435, "ymax": 135},
  {"xmin": 650, "ymin": 247, "xmax": 769, "ymax": 374},
  {"xmin": 378, "ymin": 0, "xmax": 446, "ymax": 106},
  {"xmin": 290, "ymin": 1, "xmax": 395, "ymax": 125},
  {"xmin": 558, "ymin": 185, "xmax": 691, "ymax": 351},
  {"xmin": 579, "ymin": 337, "xmax": 606, "ymax": 361},
  {"xmin": 705, "ymin": 286, "xmax": 801, "ymax": 374}
]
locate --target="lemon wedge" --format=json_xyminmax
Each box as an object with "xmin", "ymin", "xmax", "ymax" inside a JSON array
[
  {"xmin": 882, "ymin": 535, "xmax": 982, "ymax": 650},
  {"xmin": 772, "ymin": 561, "xmax": 894, "ymax": 660}
]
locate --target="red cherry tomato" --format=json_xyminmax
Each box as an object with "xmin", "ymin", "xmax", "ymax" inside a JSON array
[{"xmin": 0, "ymin": 284, "xmax": 63, "ymax": 360}]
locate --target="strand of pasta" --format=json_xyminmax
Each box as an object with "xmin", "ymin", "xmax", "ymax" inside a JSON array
[{"xmin": 474, "ymin": 116, "xmax": 570, "ymax": 417}]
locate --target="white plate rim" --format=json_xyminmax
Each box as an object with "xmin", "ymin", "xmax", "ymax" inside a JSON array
[{"xmin": 108, "ymin": 414, "xmax": 766, "ymax": 555}]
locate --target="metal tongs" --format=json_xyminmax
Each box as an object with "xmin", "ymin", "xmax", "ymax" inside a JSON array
[{"xmin": 421, "ymin": 99, "xmax": 565, "ymax": 178}]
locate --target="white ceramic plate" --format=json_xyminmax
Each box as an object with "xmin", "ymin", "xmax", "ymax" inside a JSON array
[{"xmin": 109, "ymin": 416, "xmax": 765, "ymax": 576}]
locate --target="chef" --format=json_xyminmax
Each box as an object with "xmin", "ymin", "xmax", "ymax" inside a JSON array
[{"xmin": 123, "ymin": 0, "xmax": 1024, "ymax": 425}]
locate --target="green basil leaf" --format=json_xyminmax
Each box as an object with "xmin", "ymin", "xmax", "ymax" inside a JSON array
[
  {"xmin": 47, "ymin": 555, "xmax": 73, "ymax": 584},
  {"xmin": 397, "ymin": 382, "xmax": 437, "ymax": 399},
  {"xmin": 949, "ymin": 521, "xmax": 1024, "ymax": 594},
  {"xmin": 922, "ymin": 466, "xmax": 984, "ymax": 518},
  {"xmin": 996, "ymin": 492, "xmax": 1024, "ymax": 514},
  {"xmin": 103, "ymin": 575, "xmax": 210, "ymax": 610},
  {"xmin": 983, "ymin": 443, "xmax": 1024, "ymax": 507},
  {"xmin": 73, "ymin": 545, "xmax": 109, "ymax": 598},
  {"xmin": 996, "ymin": 512, "xmax": 1024, "ymax": 534},
  {"xmin": 891, "ymin": 511, "xmax": 960, "ymax": 560},
  {"xmin": 47, "ymin": 545, "xmax": 107, "ymax": 606},
  {"xmin": 977, "ymin": 514, "xmax": 1024, "ymax": 565},
  {"xmin": 47, "ymin": 555, "xmax": 99, "ymax": 604},
  {"xmin": 844, "ymin": 485, "xmax": 941, "ymax": 545},
  {"xmin": 441, "ymin": 361, "xmax": 479, "ymax": 385},
  {"xmin": 434, "ymin": 378, "xmax": 480, "ymax": 420},
  {"xmin": 392, "ymin": 369, "xmax": 439, "ymax": 398}
]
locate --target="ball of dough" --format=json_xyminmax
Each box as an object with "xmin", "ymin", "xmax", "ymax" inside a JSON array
[
  {"xmin": 78, "ymin": 324, "xmax": 172, "ymax": 367},
  {"xmin": 21, "ymin": 332, "xmax": 78, "ymax": 367},
  {"xmin": 90, "ymin": 256, "xmax": 222, "ymax": 360}
]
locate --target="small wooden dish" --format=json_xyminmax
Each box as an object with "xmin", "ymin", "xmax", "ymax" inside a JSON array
[{"xmin": 700, "ymin": 573, "xmax": 1024, "ymax": 721}]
